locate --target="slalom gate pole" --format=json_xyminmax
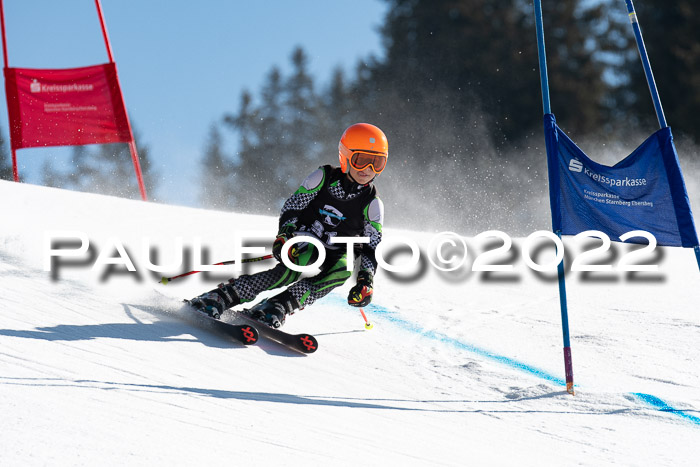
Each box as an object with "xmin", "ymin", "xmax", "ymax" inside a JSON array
[
  {"xmin": 0, "ymin": 0, "xmax": 8, "ymax": 68},
  {"xmin": 94, "ymin": 0, "xmax": 114, "ymax": 62},
  {"xmin": 534, "ymin": 0, "xmax": 551, "ymax": 116},
  {"xmin": 626, "ymin": 0, "xmax": 700, "ymax": 271},
  {"xmin": 624, "ymin": 0, "xmax": 667, "ymax": 129},
  {"xmin": 94, "ymin": 0, "xmax": 148, "ymax": 201},
  {"xmin": 159, "ymin": 254, "xmax": 274, "ymax": 284},
  {"xmin": 534, "ymin": 0, "xmax": 575, "ymax": 395},
  {"xmin": 0, "ymin": 0, "xmax": 19, "ymax": 182},
  {"xmin": 556, "ymin": 231, "xmax": 574, "ymax": 394}
]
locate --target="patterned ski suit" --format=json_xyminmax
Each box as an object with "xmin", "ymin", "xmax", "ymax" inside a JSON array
[{"xmin": 231, "ymin": 165, "xmax": 384, "ymax": 309}]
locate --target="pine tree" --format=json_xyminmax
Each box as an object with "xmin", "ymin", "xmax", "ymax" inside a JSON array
[
  {"xmin": 40, "ymin": 126, "xmax": 157, "ymax": 199},
  {"xmin": 315, "ymin": 67, "xmax": 359, "ymax": 162},
  {"xmin": 199, "ymin": 124, "xmax": 231, "ymax": 209},
  {"xmin": 618, "ymin": 0, "xmax": 700, "ymax": 143},
  {"xmin": 0, "ymin": 125, "xmax": 13, "ymax": 181},
  {"xmin": 215, "ymin": 3, "xmax": 629, "ymax": 232},
  {"xmin": 223, "ymin": 48, "xmax": 336, "ymax": 215},
  {"xmin": 367, "ymin": 0, "xmax": 621, "ymax": 145},
  {"xmin": 40, "ymin": 157, "xmax": 63, "ymax": 188},
  {"xmin": 284, "ymin": 47, "xmax": 322, "ymax": 183},
  {"xmin": 224, "ymin": 68, "xmax": 286, "ymax": 214},
  {"xmin": 223, "ymin": 89, "xmax": 259, "ymax": 211}
]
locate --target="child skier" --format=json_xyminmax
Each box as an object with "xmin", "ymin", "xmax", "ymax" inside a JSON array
[{"xmin": 188, "ymin": 123, "xmax": 387, "ymax": 328}]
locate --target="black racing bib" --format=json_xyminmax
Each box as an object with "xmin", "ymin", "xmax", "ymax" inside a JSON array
[{"xmin": 297, "ymin": 165, "xmax": 377, "ymax": 246}]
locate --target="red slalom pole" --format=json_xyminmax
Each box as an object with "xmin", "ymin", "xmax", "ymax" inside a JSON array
[
  {"xmin": 95, "ymin": 0, "xmax": 148, "ymax": 201},
  {"xmin": 0, "ymin": 0, "xmax": 19, "ymax": 182},
  {"xmin": 94, "ymin": 0, "xmax": 114, "ymax": 62}
]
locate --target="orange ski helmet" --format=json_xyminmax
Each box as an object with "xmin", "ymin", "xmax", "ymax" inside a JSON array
[{"xmin": 338, "ymin": 123, "xmax": 388, "ymax": 174}]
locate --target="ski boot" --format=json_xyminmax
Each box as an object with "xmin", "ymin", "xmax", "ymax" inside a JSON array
[
  {"xmin": 188, "ymin": 281, "xmax": 240, "ymax": 319},
  {"xmin": 244, "ymin": 291, "xmax": 299, "ymax": 328}
]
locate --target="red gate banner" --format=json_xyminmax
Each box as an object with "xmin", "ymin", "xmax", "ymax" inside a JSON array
[{"xmin": 4, "ymin": 62, "xmax": 132, "ymax": 149}]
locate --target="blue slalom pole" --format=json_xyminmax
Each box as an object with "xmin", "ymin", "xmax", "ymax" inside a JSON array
[
  {"xmin": 624, "ymin": 0, "xmax": 667, "ymax": 129},
  {"xmin": 534, "ymin": 0, "xmax": 574, "ymax": 395},
  {"xmin": 555, "ymin": 231, "xmax": 574, "ymax": 394},
  {"xmin": 534, "ymin": 0, "xmax": 551, "ymax": 114},
  {"xmin": 626, "ymin": 0, "xmax": 700, "ymax": 271}
]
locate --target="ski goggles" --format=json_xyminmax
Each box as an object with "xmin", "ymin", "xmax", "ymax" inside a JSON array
[{"xmin": 349, "ymin": 151, "xmax": 388, "ymax": 174}]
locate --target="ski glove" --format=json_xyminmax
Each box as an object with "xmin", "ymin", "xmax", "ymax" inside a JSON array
[
  {"xmin": 348, "ymin": 270, "xmax": 373, "ymax": 307},
  {"xmin": 273, "ymin": 223, "xmax": 297, "ymax": 263}
]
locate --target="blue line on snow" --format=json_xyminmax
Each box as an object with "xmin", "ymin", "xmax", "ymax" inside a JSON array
[
  {"xmin": 632, "ymin": 393, "xmax": 700, "ymax": 426},
  {"xmin": 328, "ymin": 294, "xmax": 700, "ymax": 426},
  {"xmin": 380, "ymin": 307, "xmax": 566, "ymax": 385},
  {"xmin": 326, "ymin": 294, "xmax": 563, "ymax": 385}
]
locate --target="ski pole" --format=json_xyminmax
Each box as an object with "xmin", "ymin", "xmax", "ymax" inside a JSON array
[
  {"xmin": 359, "ymin": 307, "xmax": 373, "ymax": 330},
  {"xmin": 159, "ymin": 254, "xmax": 274, "ymax": 284}
]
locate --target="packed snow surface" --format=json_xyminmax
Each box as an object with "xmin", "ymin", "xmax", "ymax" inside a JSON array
[{"xmin": 1, "ymin": 180, "xmax": 699, "ymax": 466}]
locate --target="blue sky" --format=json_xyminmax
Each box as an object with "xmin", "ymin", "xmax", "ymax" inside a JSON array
[{"xmin": 0, "ymin": 0, "xmax": 388, "ymax": 205}]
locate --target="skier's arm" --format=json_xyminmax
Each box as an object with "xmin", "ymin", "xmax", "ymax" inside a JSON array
[
  {"xmin": 359, "ymin": 197, "xmax": 384, "ymax": 275},
  {"xmin": 278, "ymin": 167, "xmax": 325, "ymax": 230},
  {"xmin": 348, "ymin": 197, "xmax": 384, "ymax": 307},
  {"xmin": 274, "ymin": 168, "xmax": 325, "ymax": 262}
]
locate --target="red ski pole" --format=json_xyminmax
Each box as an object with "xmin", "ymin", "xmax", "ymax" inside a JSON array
[
  {"xmin": 159, "ymin": 254, "xmax": 273, "ymax": 284},
  {"xmin": 359, "ymin": 307, "xmax": 373, "ymax": 330}
]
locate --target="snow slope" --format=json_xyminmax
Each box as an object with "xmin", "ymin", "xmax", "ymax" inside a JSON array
[{"xmin": 1, "ymin": 180, "xmax": 699, "ymax": 466}]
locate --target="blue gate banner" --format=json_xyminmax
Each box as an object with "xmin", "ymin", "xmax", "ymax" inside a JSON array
[{"xmin": 545, "ymin": 114, "xmax": 699, "ymax": 247}]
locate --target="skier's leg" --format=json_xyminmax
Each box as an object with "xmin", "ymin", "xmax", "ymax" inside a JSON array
[
  {"xmin": 233, "ymin": 263, "xmax": 301, "ymax": 303},
  {"xmin": 189, "ymin": 263, "xmax": 300, "ymax": 318},
  {"xmin": 190, "ymin": 240, "xmax": 322, "ymax": 319},
  {"xmin": 286, "ymin": 251, "xmax": 351, "ymax": 309},
  {"xmin": 243, "ymin": 243, "xmax": 342, "ymax": 327}
]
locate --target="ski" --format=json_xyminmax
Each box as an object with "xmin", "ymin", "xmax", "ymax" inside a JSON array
[
  {"xmin": 184, "ymin": 303, "xmax": 259, "ymax": 346},
  {"xmin": 233, "ymin": 311, "xmax": 318, "ymax": 354}
]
